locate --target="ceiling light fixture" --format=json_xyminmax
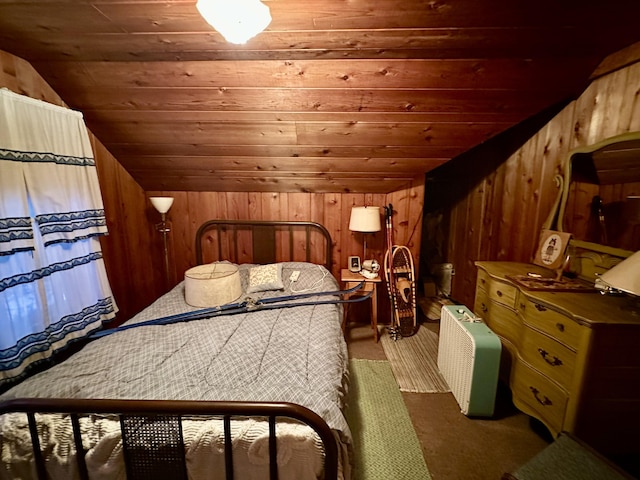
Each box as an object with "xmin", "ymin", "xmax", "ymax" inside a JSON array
[{"xmin": 196, "ymin": 0, "xmax": 272, "ymax": 45}]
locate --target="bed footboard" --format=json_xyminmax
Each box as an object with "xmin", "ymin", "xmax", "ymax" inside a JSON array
[{"xmin": 0, "ymin": 398, "xmax": 338, "ymax": 480}]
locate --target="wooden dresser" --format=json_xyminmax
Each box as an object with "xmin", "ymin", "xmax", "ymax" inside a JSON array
[{"xmin": 474, "ymin": 261, "xmax": 640, "ymax": 458}]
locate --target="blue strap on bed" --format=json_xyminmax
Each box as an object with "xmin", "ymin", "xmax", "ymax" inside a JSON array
[{"xmin": 90, "ymin": 281, "xmax": 371, "ymax": 339}]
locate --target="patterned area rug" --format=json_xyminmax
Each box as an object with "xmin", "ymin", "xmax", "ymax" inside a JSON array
[
  {"xmin": 345, "ymin": 359, "xmax": 431, "ymax": 480},
  {"xmin": 380, "ymin": 325, "xmax": 451, "ymax": 393}
]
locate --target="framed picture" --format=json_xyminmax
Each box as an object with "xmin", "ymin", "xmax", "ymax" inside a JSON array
[{"xmin": 532, "ymin": 229, "xmax": 572, "ymax": 270}]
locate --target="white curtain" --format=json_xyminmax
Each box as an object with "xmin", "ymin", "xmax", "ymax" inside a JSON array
[{"xmin": 0, "ymin": 88, "xmax": 117, "ymax": 391}]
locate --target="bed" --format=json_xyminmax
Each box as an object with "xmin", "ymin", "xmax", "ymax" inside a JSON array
[{"xmin": 0, "ymin": 220, "xmax": 352, "ymax": 480}]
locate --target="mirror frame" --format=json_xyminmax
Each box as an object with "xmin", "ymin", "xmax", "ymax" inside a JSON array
[{"xmin": 553, "ymin": 132, "xmax": 640, "ymax": 280}]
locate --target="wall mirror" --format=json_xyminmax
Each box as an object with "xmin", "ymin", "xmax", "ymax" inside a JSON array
[{"xmin": 553, "ymin": 132, "xmax": 640, "ymax": 279}]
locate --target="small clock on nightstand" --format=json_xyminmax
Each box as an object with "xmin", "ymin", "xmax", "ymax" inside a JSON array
[{"xmin": 348, "ymin": 256, "xmax": 361, "ymax": 272}]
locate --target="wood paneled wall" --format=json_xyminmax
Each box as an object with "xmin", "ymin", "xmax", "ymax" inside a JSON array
[
  {"xmin": 148, "ymin": 183, "xmax": 424, "ymax": 324},
  {"xmin": 428, "ymin": 47, "xmax": 640, "ymax": 308},
  {"xmin": 2, "ymin": 49, "xmax": 424, "ymax": 325},
  {"xmin": 0, "ymin": 49, "xmax": 162, "ymax": 323}
]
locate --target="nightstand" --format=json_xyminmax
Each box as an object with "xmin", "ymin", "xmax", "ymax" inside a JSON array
[{"xmin": 341, "ymin": 268, "xmax": 382, "ymax": 342}]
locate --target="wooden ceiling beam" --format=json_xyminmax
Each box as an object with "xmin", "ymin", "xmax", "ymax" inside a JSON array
[
  {"xmin": 134, "ymin": 174, "xmax": 417, "ymax": 194},
  {"xmin": 85, "ymin": 120, "xmax": 511, "ymax": 146},
  {"xmin": 61, "ymin": 87, "xmax": 561, "ymax": 114},
  {"xmin": 118, "ymin": 155, "xmax": 445, "ymax": 174},
  {"xmin": 37, "ymin": 58, "xmax": 594, "ymax": 91},
  {"xmin": 81, "ymin": 110, "xmax": 529, "ymax": 124},
  {"xmin": 1, "ymin": 29, "xmax": 626, "ymax": 63},
  {"xmin": 107, "ymin": 143, "xmax": 467, "ymax": 159}
]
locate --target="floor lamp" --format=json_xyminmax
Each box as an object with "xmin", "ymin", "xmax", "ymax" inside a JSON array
[{"xmin": 150, "ymin": 196, "xmax": 174, "ymax": 286}]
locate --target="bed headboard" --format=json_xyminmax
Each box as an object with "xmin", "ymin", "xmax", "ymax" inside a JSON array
[{"xmin": 195, "ymin": 220, "xmax": 333, "ymax": 270}]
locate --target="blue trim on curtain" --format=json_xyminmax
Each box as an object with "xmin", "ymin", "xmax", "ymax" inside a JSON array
[
  {"xmin": 36, "ymin": 209, "xmax": 107, "ymax": 244},
  {"xmin": 0, "ymin": 247, "xmax": 34, "ymax": 256},
  {"xmin": 0, "ymin": 216, "xmax": 34, "ymax": 254},
  {"xmin": 0, "ymin": 297, "xmax": 115, "ymax": 369},
  {"xmin": 43, "ymin": 233, "xmax": 108, "ymax": 246},
  {"xmin": 0, "ymin": 147, "xmax": 95, "ymax": 166},
  {"xmin": 0, "ymin": 297, "xmax": 116, "ymax": 391},
  {"xmin": 0, "ymin": 251, "xmax": 103, "ymax": 293}
]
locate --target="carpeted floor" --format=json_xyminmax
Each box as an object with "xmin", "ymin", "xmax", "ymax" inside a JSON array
[
  {"xmin": 380, "ymin": 326, "xmax": 450, "ymax": 393},
  {"xmin": 346, "ymin": 321, "xmax": 553, "ymax": 480},
  {"xmin": 345, "ymin": 359, "xmax": 431, "ymax": 480},
  {"xmin": 346, "ymin": 318, "xmax": 640, "ymax": 479}
]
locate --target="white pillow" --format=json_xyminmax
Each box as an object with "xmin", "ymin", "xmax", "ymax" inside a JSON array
[{"xmin": 246, "ymin": 263, "xmax": 284, "ymax": 293}]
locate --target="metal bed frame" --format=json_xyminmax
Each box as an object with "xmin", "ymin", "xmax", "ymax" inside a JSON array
[
  {"xmin": 195, "ymin": 219, "xmax": 333, "ymax": 270},
  {"xmin": 0, "ymin": 219, "xmax": 341, "ymax": 480},
  {"xmin": 0, "ymin": 397, "xmax": 338, "ymax": 480}
]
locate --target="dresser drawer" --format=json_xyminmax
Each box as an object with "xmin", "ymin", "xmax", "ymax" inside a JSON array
[
  {"xmin": 490, "ymin": 281, "xmax": 518, "ymax": 310},
  {"xmin": 474, "ymin": 286, "xmax": 490, "ymax": 317},
  {"xmin": 475, "ymin": 288, "xmax": 520, "ymax": 345},
  {"xmin": 512, "ymin": 361, "xmax": 567, "ymax": 435},
  {"xmin": 477, "ymin": 269, "xmax": 519, "ymax": 309},
  {"xmin": 489, "ymin": 302, "xmax": 521, "ymax": 346},
  {"xmin": 521, "ymin": 326, "xmax": 576, "ymax": 390},
  {"xmin": 520, "ymin": 298, "xmax": 584, "ymax": 351},
  {"xmin": 476, "ymin": 269, "xmax": 490, "ymax": 293}
]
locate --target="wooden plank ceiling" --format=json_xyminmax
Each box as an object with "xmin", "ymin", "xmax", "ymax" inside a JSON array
[{"xmin": 1, "ymin": 0, "xmax": 639, "ymax": 193}]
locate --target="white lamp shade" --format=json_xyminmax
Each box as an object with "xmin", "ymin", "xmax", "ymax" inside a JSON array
[
  {"xmin": 150, "ymin": 196, "xmax": 174, "ymax": 214},
  {"xmin": 196, "ymin": 0, "xmax": 271, "ymax": 44},
  {"xmin": 349, "ymin": 206, "xmax": 382, "ymax": 232},
  {"xmin": 597, "ymin": 250, "xmax": 640, "ymax": 297}
]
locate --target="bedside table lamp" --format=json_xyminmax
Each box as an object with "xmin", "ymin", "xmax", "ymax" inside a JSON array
[
  {"xmin": 596, "ymin": 250, "xmax": 640, "ymax": 295},
  {"xmin": 349, "ymin": 206, "xmax": 382, "ymax": 263},
  {"xmin": 595, "ymin": 250, "xmax": 640, "ymax": 315}
]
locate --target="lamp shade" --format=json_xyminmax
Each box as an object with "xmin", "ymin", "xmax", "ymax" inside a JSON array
[
  {"xmin": 349, "ymin": 206, "xmax": 382, "ymax": 233},
  {"xmin": 196, "ymin": 0, "xmax": 271, "ymax": 44},
  {"xmin": 596, "ymin": 250, "xmax": 640, "ymax": 297},
  {"xmin": 150, "ymin": 196, "xmax": 174, "ymax": 214}
]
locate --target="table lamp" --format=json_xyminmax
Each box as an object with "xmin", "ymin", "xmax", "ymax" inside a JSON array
[
  {"xmin": 349, "ymin": 206, "xmax": 382, "ymax": 265},
  {"xmin": 595, "ymin": 250, "xmax": 640, "ymax": 315}
]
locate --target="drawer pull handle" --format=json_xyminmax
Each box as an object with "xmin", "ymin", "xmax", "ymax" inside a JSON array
[
  {"xmin": 556, "ymin": 323, "xmax": 565, "ymax": 332},
  {"xmin": 534, "ymin": 303, "xmax": 547, "ymax": 312},
  {"xmin": 496, "ymin": 290, "xmax": 503, "ymax": 297},
  {"xmin": 480, "ymin": 303, "xmax": 488, "ymax": 313},
  {"xmin": 538, "ymin": 348, "xmax": 563, "ymax": 366},
  {"xmin": 481, "ymin": 278, "xmax": 486, "ymax": 284},
  {"xmin": 530, "ymin": 387, "xmax": 552, "ymax": 406}
]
